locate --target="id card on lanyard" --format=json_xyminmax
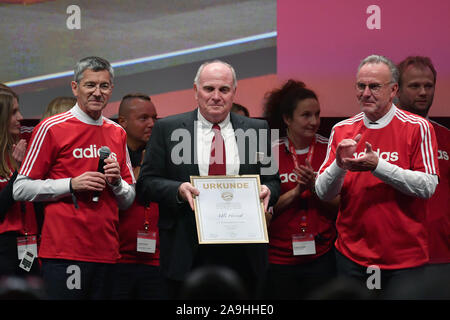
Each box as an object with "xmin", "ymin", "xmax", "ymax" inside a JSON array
[
  {"xmin": 16, "ymin": 202, "xmax": 38, "ymax": 261},
  {"xmin": 17, "ymin": 234, "xmax": 38, "ymax": 260},
  {"xmin": 137, "ymin": 206, "xmax": 156, "ymax": 253},
  {"xmin": 292, "ymin": 217, "xmax": 316, "ymax": 256},
  {"xmin": 287, "ymin": 137, "xmax": 317, "ymax": 256}
]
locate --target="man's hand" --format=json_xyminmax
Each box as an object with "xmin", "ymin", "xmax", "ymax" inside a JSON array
[
  {"xmin": 342, "ymin": 141, "xmax": 379, "ymax": 172},
  {"xmin": 178, "ymin": 182, "xmax": 200, "ymax": 211},
  {"xmin": 104, "ymin": 157, "xmax": 121, "ymax": 186},
  {"xmin": 260, "ymin": 184, "xmax": 271, "ymax": 212},
  {"xmin": 70, "ymin": 172, "xmax": 106, "ymax": 192},
  {"xmin": 12, "ymin": 139, "xmax": 27, "ymax": 165},
  {"xmin": 336, "ymin": 134, "xmax": 361, "ymax": 169}
]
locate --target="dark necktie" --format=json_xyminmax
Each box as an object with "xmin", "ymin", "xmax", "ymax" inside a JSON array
[{"xmin": 208, "ymin": 124, "xmax": 226, "ymax": 175}]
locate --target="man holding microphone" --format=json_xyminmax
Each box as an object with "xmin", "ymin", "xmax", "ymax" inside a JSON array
[{"xmin": 13, "ymin": 56, "xmax": 135, "ymax": 299}]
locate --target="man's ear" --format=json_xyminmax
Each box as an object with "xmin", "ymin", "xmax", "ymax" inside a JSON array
[
  {"xmin": 193, "ymin": 83, "xmax": 199, "ymax": 102},
  {"xmin": 391, "ymin": 83, "xmax": 399, "ymax": 100},
  {"xmin": 71, "ymin": 81, "xmax": 78, "ymax": 97},
  {"xmin": 396, "ymin": 84, "xmax": 402, "ymax": 97},
  {"xmin": 118, "ymin": 116, "xmax": 127, "ymax": 129}
]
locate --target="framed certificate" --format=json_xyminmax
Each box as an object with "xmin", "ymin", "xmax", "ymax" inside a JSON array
[{"xmin": 190, "ymin": 175, "xmax": 268, "ymax": 244}]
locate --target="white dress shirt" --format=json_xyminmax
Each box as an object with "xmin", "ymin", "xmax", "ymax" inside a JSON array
[{"xmin": 196, "ymin": 110, "xmax": 240, "ymax": 176}]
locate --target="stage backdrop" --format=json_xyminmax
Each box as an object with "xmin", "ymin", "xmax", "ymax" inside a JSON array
[{"xmin": 277, "ymin": 0, "xmax": 450, "ymax": 117}]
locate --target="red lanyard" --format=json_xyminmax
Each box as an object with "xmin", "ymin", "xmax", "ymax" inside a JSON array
[
  {"xmin": 286, "ymin": 135, "xmax": 316, "ymax": 168},
  {"xmin": 143, "ymin": 206, "xmax": 150, "ymax": 231},
  {"xmin": 286, "ymin": 136, "xmax": 316, "ymax": 232}
]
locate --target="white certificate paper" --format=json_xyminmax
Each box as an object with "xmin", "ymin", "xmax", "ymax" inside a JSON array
[{"xmin": 191, "ymin": 175, "xmax": 268, "ymax": 244}]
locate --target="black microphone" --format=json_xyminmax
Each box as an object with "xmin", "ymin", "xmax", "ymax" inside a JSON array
[{"xmin": 92, "ymin": 146, "xmax": 111, "ymax": 202}]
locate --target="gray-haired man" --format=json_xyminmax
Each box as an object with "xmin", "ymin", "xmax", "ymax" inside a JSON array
[
  {"xmin": 315, "ymin": 55, "xmax": 439, "ymax": 294},
  {"xmin": 13, "ymin": 56, "xmax": 135, "ymax": 299}
]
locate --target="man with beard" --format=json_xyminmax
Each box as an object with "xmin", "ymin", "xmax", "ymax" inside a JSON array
[{"xmin": 397, "ymin": 56, "xmax": 449, "ymax": 274}]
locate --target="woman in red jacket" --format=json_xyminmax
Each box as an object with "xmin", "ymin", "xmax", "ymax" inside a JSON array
[
  {"xmin": 0, "ymin": 90, "xmax": 38, "ymax": 277},
  {"xmin": 263, "ymin": 80, "xmax": 338, "ymax": 299}
]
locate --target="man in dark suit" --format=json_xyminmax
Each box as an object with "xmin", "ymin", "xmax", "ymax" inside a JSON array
[{"xmin": 136, "ymin": 60, "xmax": 280, "ymax": 299}]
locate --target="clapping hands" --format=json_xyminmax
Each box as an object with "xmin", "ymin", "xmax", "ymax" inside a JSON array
[{"xmin": 12, "ymin": 139, "xmax": 27, "ymax": 165}]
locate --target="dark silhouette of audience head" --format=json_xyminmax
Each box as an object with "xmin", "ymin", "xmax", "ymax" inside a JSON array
[
  {"xmin": 307, "ymin": 276, "xmax": 373, "ymax": 300},
  {"xmin": 0, "ymin": 276, "xmax": 46, "ymax": 300},
  {"xmin": 180, "ymin": 266, "xmax": 248, "ymax": 300}
]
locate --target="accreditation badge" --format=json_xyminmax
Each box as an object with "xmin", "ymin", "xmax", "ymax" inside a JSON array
[
  {"xmin": 17, "ymin": 235, "xmax": 38, "ymax": 260},
  {"xmin": 137, "ymin": 230, "xmax": 156, "ymax": 253},
  {"xmin": 19, "ymin": 250, "xmax": 36, "ymax": 272},
  {"xmin": 292, "ymin": 233, "xmax": 316, "ymax": 256}
]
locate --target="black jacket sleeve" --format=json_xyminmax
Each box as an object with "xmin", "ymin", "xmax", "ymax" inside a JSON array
[{"xmin": 0, "ymin": 170, "xmax": 18, "ymax": 221}]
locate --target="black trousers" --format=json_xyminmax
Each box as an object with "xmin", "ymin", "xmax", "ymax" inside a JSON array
[
  {"xmin": 111, "ymin": 263, "xmax": 167, "ymax": 300},
  {"xmin": 335, "ymin": 248, "xmax": 427, "ymax": 298},
  {"xmin": 41, "ymin": 258, "xmax": 114, "ymax": 300},
  {"xmin": 264, "ymin": 249, "xmax": 337, "ymax": 299}
]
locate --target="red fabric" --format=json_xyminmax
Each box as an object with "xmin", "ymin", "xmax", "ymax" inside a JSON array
[
  {"xmin": 427, "ymin": 120, "xmax": 450, "ymax": 264},
  {"xmin": 268, "ymin": 135, "xmax": 336, "ymax": 265},
  {"xmin": 118, "ymin": 201, "xmax": 160, "ymax": 266},
  {"xmin": 19, "ymin": 111, "xmax": 134, "ymax": 263},
  {"xmin": 208, "ymin": 124, "xmax": 226, "ymax": 175},
  {"xmin": 0, "ymin": 175, "xmax": 37, "ymax": 236},
  {"xmin": 318, "ymin": 108, "xmax": 439, "ymax": 269}
]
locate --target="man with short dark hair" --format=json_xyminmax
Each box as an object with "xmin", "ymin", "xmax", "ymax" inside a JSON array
[
  {"xmin": 397, "ymin": 56, "xmax": 437, "ymax": 118},
  {"xmin": 112, "ymin": 93, "xmax": 167, "ymax": 299},
  {"xmin": 397, "ymin": 56, "xmax": 450, "ymax": 271},
  {"xmin": 13, "ymin": 56, "xmax": 135, "ymax": 299}
]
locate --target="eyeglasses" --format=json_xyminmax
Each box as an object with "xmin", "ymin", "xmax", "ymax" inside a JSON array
[
  {"xmin": 355, "ymin": 82, "xmax": 392, "ymax": 93},
  {"xmin": 82, "ymin": 82, "xmax": 112, "ymax": 93}
]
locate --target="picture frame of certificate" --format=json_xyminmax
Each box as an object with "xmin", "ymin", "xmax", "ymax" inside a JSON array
[{"xmin": 190, "ymin": 175, "xmax": 269, "ymax": 244}]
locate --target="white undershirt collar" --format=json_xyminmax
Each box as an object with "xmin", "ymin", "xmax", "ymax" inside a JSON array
[
  {"xmin": 71, "ymin": 103, "xmax": 104, "ymax": 126},
  {"xmin": 197, "ymin": 109, "xmax": 231, "ymax": 130},
  {"xmin": 282, "ymin": 136, "xmax": 310, "ymax": 155},
  {"xmin": 363, "ymin": 104, "xmax": 396, "ymax": 129}
]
